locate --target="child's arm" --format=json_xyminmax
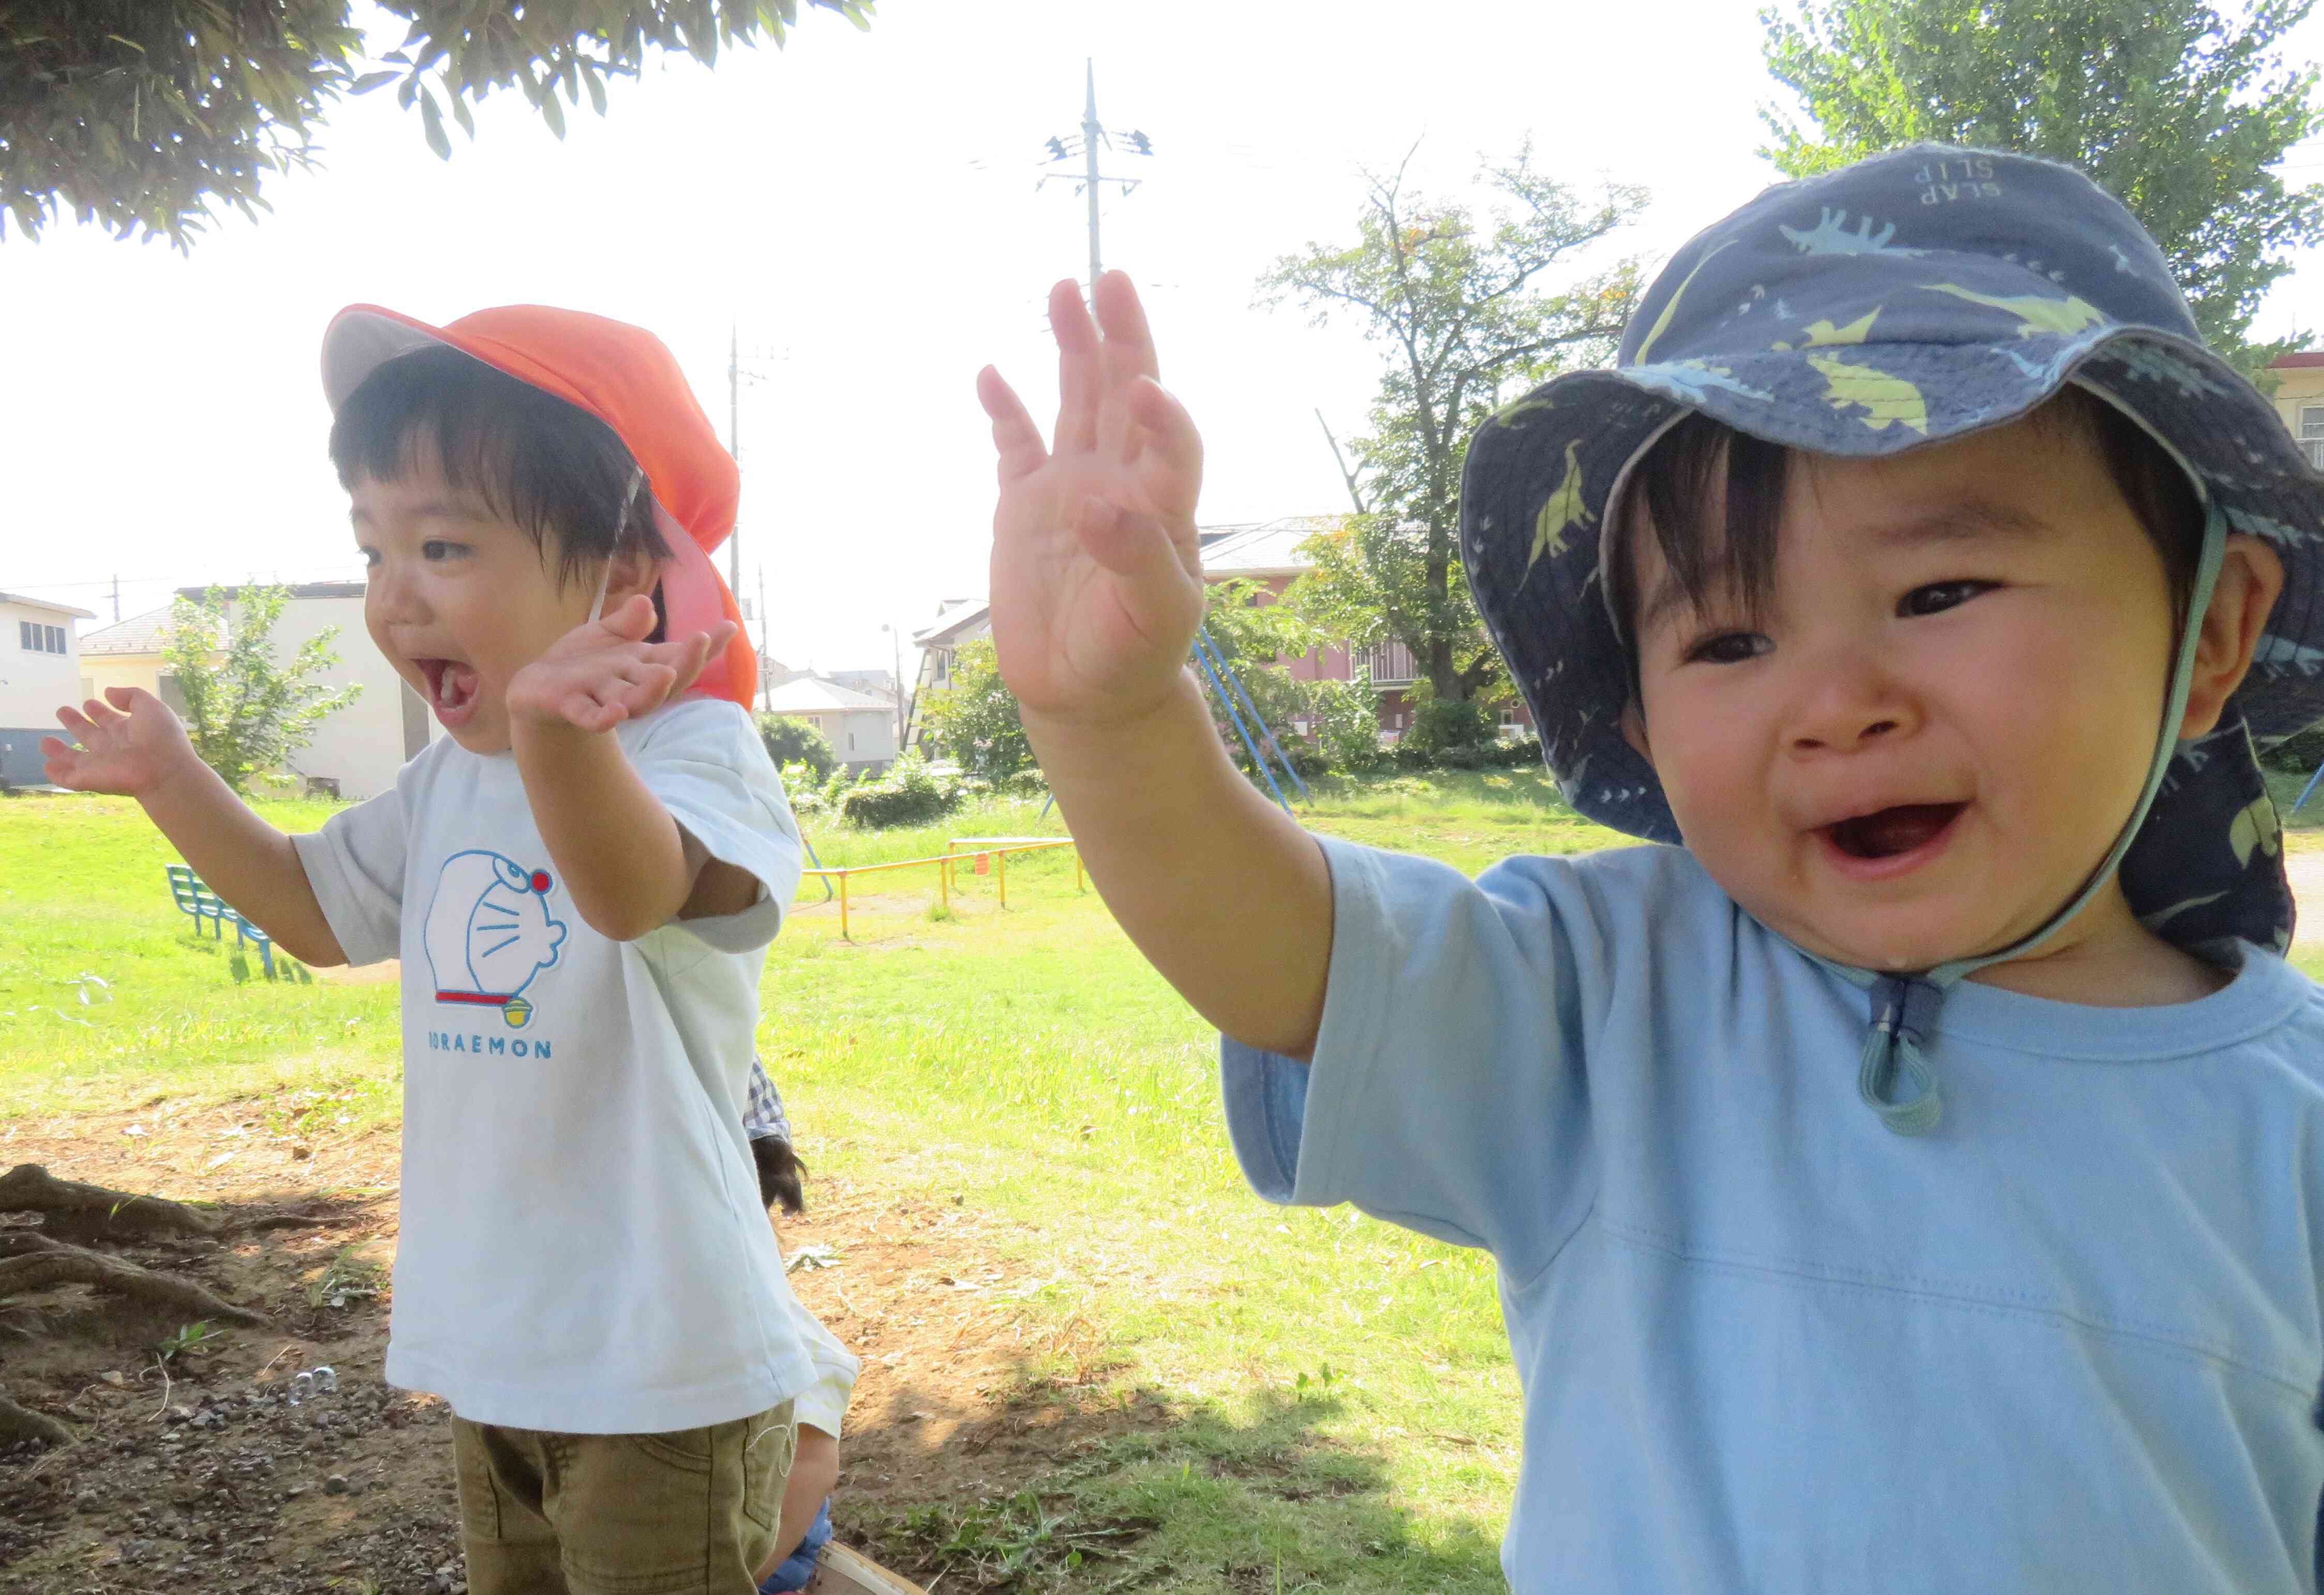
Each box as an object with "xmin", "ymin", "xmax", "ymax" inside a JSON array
[
  {"xmin": 505, "ymin": 594, "xmax": 753, "ymax": 942},
  {"xmin": 978, "ymin": 274, "xmax": 1332, "ymax": 1058},
  {"xmin": 41, "ymin": 688, "xmax": 347, "ymax": 965}
]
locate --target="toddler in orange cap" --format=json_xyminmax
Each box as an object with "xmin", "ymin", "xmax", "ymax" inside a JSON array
[{"xmin": 43, "ymin": 305, "xmax": 844, "ymax": 1592}]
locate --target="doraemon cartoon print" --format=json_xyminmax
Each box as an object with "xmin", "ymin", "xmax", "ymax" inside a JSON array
[{"xmin": 423, "ymin": 851, "xmax": 568, "ymax": 1028}]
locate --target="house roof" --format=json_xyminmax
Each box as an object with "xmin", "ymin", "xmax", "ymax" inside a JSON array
[
  {"xmin": 0, "ymin": 590, "xmax": 97, "ymax": 619},
  {"xmin": 79, "ymin": 604, "xmax": 181, "ymax": 657},
  {"xmin": 912, "ymin": 599, "xmax": 993, "ymax": 648},
  {"xmin": 2269, "ymin": 351, "xmax": 2324, "ymax": 369},
  {"xmin": 762, "ymin": 675, "xmax": 900, "ymax": 714},
  {"xmin": 1199, "ymin": 515, "xmax": 1339, "ymax": 577}
]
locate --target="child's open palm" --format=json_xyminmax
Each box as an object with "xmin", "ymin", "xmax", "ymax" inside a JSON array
[
  {"xmin": 978, "ymin": 273, "xmax": 1205, "ymax": 724},
  {"xmin": 508, "ymin": 594, "xmax": 736, "ymax": 736},
  {"xmin": 43, "ymin": 688, "xmax": 196, "ymax": 798}
]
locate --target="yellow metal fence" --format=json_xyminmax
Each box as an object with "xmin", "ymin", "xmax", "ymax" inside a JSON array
[{"xmin": 799, "ymin": 837, "xmax": 1082, "ymax": 940}]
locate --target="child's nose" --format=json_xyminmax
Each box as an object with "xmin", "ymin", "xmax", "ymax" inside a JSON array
[
  {"xmin": 1784, "ymin": 653, "xmax": 1920, "ymax": 754},
  {"xmin": 365, "ymin": 562, "xmax": 427, "ymax": 624}
]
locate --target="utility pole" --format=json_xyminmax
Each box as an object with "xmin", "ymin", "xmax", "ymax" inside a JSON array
[
  {"xmin": 110, "ymin": 574, "xmax": 120, "ymax": 623},
  {"xmin": 756, "ymin": 566, "xmax": 771, "ymax": 712},
  {"xmin": 1041, "ymin": 61, "xmax": 1153, "ymax": 299}
]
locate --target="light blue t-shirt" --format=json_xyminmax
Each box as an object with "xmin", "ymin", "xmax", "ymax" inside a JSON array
[{"xmin": 1223, "ymin": 837, "xmax": 2324, "ymax": 1592}]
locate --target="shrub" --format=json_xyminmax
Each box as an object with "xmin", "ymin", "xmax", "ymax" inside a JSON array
[
  {"xmin": 756, "ymin": 714, "xmax": 836, "ymax": 783},
  {"xmin": 1489, "ymin": 733, "xmax": 1545, "ymax": 769},
  {"xmin": 838, "ymin": 751, "xmax": 966, "ymax": 829},
  {"xmin": 918, "ymin": 640, "xmax": 1032, "ymax": 778},
  {"xmin": 1304, "ymin": 675, "xmax": 1384, "ymax": 773},
  {"xmin": 2262, "ymin": 722, "xmax": 2324, "ymax": 776}
]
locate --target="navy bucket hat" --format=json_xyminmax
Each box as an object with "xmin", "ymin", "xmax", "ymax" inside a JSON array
[{"xmin": 1463, "ymin": 143, "xmax": 2324, "ymax": 971}]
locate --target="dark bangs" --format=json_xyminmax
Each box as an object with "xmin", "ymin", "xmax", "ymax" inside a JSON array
[
  {"xmin": 1611, "ymin": 385, "xmax": 2204, "ymax": 656},
  {"xmin": 329, "ymin": 344, "xmax": 671, "ymax": 587}
]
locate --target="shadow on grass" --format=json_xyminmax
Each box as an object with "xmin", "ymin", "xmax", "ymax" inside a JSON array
[{"xmin": 844, "ymin": 1374, "xmax": 1504, "ymax": 1594}]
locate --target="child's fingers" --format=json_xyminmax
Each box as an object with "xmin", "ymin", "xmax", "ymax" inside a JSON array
[
  {"xmin": 599, "ymin": 592, "xmax": 658, "ymax": 640},
  {"xmin": 54, "ymin": 703, "xmax": 98, "ymax": 741},
  {"xmin": 1093, "ymin": 271, "xmax": 1161, "ymax": 384},
  {"xmin": 1050, "ymin": 279, "xmax": 1102, "ymax": 456},
  {"xmin": 1068, "ymin": 495, "xmax": 1190, "ymax": 589},
  {"xmin": 978, "ymin": 367, "xmax": 1049, "ymax": 482},
  {"xmin": 1128, "ymin": 377, "xmax": 1204, "ymax": 499}
]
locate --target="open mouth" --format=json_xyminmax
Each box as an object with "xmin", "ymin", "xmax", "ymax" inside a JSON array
[
  {"xmin": 415, "ymin": 657, "xmax": 482, "ymax": 727},
  {"xmin": 1822, "ymin": 802, "xmax": 1965, "ymax": 863}
]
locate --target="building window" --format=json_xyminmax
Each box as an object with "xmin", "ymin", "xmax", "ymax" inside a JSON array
[
  {"xmin": 18, "ymin": 620, "xmax": 66, "ymax": 655},
  {"xmin": 2302, "ymin": 404, "xmax": 2324, "ymax": 471},
  {"xmin": 848, "ymin": 731, "xmax": 857, "ymax": 750}
]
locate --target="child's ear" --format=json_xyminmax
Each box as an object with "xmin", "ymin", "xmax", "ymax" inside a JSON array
[
  {"xmin": 1620, "ymin": 700, "xmax": 1655, "ymax": 768},
  {"xmin": 2177, "ymin": 532, "xmax": 2287, "ymax": 740},
  {"xmin": 598, "ymin": 544, "xmax": 662, "ymax": 612}
]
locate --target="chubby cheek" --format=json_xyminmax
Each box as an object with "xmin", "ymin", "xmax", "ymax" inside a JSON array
[{"xmin": 1634, "ymin": 683, "xmax": 1785, "ymax": 872}]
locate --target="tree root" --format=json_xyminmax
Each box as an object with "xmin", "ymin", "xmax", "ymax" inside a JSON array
[
  {"xmin": 0, "ymin": 1384, "xmax": 71, "ymax": 1449},
  {"xmin": 0, "ymin": 1164, "xmax": 222, "ymax": 1240},
  {"xmin": 0, "ymin": 1232, "xmax": 268, "ymax": 1326}
]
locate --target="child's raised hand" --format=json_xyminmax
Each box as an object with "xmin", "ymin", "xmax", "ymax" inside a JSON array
[
  {"xmin": 508, "ymin": 593, "xmax": 736, "ymax": 736},
  {"xmin": 978, "ymin": 272, "xmax": 1205, "ymax": 726},
  {"xmin": 43, "ymin": 687, "xmax": 197, "ymax": 799}
]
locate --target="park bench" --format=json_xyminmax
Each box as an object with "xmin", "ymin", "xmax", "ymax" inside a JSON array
[{"xmin": 164, "ymin": 864, "xmax": 276, "ymax": 978}]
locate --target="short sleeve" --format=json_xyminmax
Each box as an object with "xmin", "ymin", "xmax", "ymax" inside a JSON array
[
  {"xmin": 778, "ymin": 1284, "xmax": 861, "ymax": 1438},
  {"xmin": 290, "ymin": 787, "xmax": 409, "ymax": 967},
  {"xmin": 1219, "ymin": 834, "xmax": 1600, "ymax": 1276},
  {"xmin": 631, "ymin": 699, "xmax": 803, "ymax": 953}
]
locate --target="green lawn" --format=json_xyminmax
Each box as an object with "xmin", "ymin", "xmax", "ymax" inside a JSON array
[{"xmin": 2, "ymin": 772, "xmax": 2319, "ymax": 1589}]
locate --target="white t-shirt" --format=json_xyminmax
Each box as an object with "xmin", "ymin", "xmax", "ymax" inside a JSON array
[{"xmin": 293, "ymin": 696, "xmax": 821, "ymax": 1433}]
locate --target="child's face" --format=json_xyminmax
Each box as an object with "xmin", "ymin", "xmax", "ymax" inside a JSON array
[
  {"xmin": 1623, "ymin": 413, "xmax": 2181, "ymax": 977},
  {"xmin": 350, "ymin": 450, "xmax": 607, "ymax": 755}
]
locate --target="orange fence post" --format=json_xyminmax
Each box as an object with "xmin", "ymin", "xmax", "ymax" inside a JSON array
[
  {"xmin": 838, "ymin": 869, "xmax": 850, "ymax": 940},
  {"xmin": 939, "ymin": 855, "xmax": 949, "ymax": 913},
  {"xmin": 997, "ymin": 849, "xmax": 1008, "ymax": 910},
  {"xmin": 1074, "ymin": 849, "xmax": 1084, "ymax": 892}
]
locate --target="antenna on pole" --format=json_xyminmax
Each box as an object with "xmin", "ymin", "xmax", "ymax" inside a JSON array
[
  {"xmin": 1040, "ymin": 59, "xmax": 1152, "ymax": 300},
  {"xmin": 727, "ymin": 320, "xmax": 742, "ymax": 597}
]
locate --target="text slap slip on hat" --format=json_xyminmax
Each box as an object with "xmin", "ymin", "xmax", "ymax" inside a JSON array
[
  {"xmin": 321, "ymin": 303, "xmax": 757, "ymax": 708},
  {"xmin": 1461, "ymin": 145, "xmax": 2324, "ymax": 1132}
]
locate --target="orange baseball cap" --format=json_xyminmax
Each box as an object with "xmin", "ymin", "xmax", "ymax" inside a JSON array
[{"xmin": 321, "ymin": 303, "xmax": 756, "ymax": 708}]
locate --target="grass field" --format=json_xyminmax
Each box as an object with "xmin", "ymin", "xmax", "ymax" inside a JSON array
[{"xmin": 3, "ymin": 770, "xmax": 2319, "ymax": 1589}]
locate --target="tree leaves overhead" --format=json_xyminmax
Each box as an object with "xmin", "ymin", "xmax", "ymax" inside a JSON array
[
  {"xmin": 1259, "ymin": 145, "xmax": 1644, "ymax": 702},
  {"xmin": 1760, "ymin": 0, "xmax": 2324, "ymax": 369},
  {"xmin": 2, "ymin": 1, "xmax": 873, "ymax": 249}
]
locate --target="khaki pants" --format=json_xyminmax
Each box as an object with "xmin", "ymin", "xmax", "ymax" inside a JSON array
[{"xmin": 452, "ymin": 1402, "xmax": 796, "ymax": 1595}]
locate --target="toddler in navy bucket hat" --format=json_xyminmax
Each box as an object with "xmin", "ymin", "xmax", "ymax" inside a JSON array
[{"xmin": 979, "ymin": 144, "xmax": 2324, "ymax": 1591}]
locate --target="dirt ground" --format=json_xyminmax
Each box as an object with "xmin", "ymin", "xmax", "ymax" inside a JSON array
[{"xmin": 0, "ymin": 1095, "xmax": 1164, "ymax": 1594}]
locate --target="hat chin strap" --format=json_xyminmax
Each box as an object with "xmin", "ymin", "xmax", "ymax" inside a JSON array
[
  {"xmin": 587, "ymin": 561, "xmax": 612, "ymax": 628},
  {"xmin": 1825, "ymin": 502, "xmax": 2229, "ymax": 1134}
]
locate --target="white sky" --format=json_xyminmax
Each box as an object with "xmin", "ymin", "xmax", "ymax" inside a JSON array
[{"xmin": 6, "ymin": 0, "xmax": 2323, "ymax": 677}]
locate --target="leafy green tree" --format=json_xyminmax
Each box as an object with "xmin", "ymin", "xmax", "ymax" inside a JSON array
[
  {"xmin": 162, "ymin": 586, "xmax": 361, "ymax": 795},
  {"xmin": 755, "ymin": 712, "xmax": 835, "ymax": 782},
  {"xmin": 1197, "ymin": 579, "xmax": 1321, "ymax": 767},
  {"xmin": 918, "ymin": 638, "xmax": 1032, "ymax": 779},
  {"xmin": 1262, "ymin": 145, "xmax": 1644, "ymax": 702},
  {"xmin": 1760, "ymin": 0, "xmax": 2324, "ymax": 367},
  {"xmin": 1302, "ymin": 672, "xmax": 1384, "ymax": 773},
  {"xmin": 2, "ymin": 0, "xmax": 871, "ymax": 248}
]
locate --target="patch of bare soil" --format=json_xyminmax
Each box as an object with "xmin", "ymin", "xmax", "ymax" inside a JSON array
[{"xmin": 0, "ymin": 1096, "xmax": 1169, "ymax": 1594}]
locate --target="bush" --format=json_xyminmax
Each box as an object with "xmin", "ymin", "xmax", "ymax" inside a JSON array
[
  {"xmin": 756, "ymin": 714, "xmax": 836, "ymax": 783},
  {"xmin": 919, "ymin": 640, "xmax": 1032, "ymax": 779},
  {"xmin": 2262, "ymin": 722, "xmax": 2324, "ymax": 775},
  {"xmin": 1489, "ymin": 733, "xmax": 1545, "ymax": 769},
  {"xmin": 1304, "ymin": 675, "xmax": 1384, "ymax": 773},
  {"xmin": 838, "ymin": 752, "xmax": 966, "ymax": 829}
]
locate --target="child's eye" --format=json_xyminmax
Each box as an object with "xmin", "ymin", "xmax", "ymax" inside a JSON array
[
  {"xmin": 421, "ymin": 539, "xmax": 466, "ymax": 561},
  {"xmin": 1685, "ymin": 631, "xmax": 1772, "ymax": 665},
  {"xmin": 1899, "ymin": 580, "xmax": 1996, "ymax": 617},
  {"xmin": 355, "ymin": 546, "xmax": 380, "ymax": 569}
]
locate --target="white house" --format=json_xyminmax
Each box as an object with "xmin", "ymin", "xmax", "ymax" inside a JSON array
[
  {"xmin": 73, "ymin": 584, "xmax": 435, "ymax": 801},
  {"xmin": 0, "ymin": 591, "xmax": 97, "ymax": 786},
  {"xmin": 762, "ymin": 674, "xmax": 900, "ymax": 773}
]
